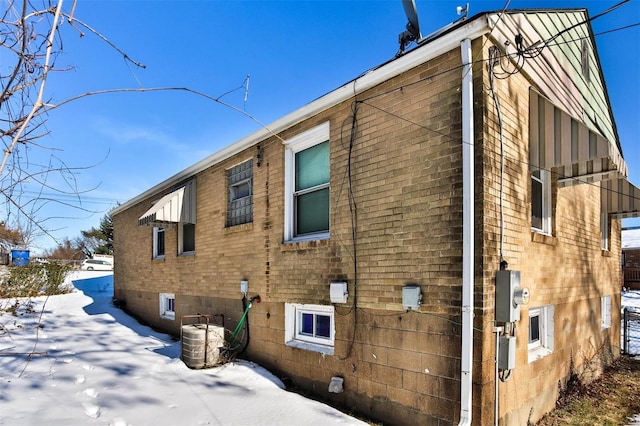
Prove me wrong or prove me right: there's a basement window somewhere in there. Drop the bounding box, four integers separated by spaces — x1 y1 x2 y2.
159 293 175 320
601 295 611 329
285 303 334 355
528 305 554 362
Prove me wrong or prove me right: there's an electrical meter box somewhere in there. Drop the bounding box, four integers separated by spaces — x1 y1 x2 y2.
495 270 522 323
498 335 516 371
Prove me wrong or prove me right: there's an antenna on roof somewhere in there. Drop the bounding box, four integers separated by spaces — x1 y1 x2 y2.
397 0 422 56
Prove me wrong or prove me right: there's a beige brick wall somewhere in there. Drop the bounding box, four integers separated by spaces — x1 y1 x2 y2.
476 39 623 425
114 45 469 425
113 37 622 425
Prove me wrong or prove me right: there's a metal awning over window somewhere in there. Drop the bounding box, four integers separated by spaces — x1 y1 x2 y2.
601 178 640 219
138 180 196 226
529 90 628 188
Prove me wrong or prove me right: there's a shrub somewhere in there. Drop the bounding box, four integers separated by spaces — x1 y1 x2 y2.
1 263 72 298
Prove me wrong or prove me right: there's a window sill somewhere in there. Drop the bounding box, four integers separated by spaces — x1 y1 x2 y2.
601 249 611 257
286 339 334 355
281 237 329 252
153 256 166 261
528 346 552 363
178 251 195 257
160 313 175 321
531 231 556 246
224 222 254 234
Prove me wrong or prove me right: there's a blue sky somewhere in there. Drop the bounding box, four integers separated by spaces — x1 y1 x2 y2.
19 0 640 251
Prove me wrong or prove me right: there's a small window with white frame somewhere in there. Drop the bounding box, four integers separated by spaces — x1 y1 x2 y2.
285 303 334 354
601 295 611 329
531 168 552 235
179 222 195 255
159 293 175 320
528 305 554 362
178 179 196 254
284 122 330 242
153 227 165 259
600 211 609 251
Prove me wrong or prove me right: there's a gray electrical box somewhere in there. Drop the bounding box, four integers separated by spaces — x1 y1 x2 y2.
495 270 522 323
402 285 422 310
498 335 516 371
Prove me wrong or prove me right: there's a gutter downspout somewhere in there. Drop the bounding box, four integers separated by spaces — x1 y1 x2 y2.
459 37 475 426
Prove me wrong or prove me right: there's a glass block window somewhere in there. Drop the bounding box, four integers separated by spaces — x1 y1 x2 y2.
227 160 253 227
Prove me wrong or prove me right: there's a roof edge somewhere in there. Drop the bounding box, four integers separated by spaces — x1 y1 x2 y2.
111 15 490 216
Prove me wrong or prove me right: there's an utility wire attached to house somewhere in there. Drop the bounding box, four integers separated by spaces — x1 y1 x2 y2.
337 99 360 361
358 97 640 205
489 46 508 271
519 0 631 59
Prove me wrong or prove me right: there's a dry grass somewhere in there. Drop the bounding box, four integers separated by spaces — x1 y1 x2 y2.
535 356 640 426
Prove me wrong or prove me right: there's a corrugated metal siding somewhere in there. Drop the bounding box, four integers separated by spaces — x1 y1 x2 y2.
489 10 618 150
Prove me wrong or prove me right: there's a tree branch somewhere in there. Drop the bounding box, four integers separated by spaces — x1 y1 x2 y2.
0 0 64 177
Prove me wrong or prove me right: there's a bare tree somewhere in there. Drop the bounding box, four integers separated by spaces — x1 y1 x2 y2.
43 237 83 260
0 220 24 251
1 1 283 250
0 0 144 246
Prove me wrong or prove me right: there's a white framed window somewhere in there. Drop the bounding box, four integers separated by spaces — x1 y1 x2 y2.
284 122 330 242
159 293 175 320
153 227 165 259
601 212 609 251
178 222 195 255
227 160 253 227
601 295 611 329
285 303 334 354
531 168 552 234
528 305 554 362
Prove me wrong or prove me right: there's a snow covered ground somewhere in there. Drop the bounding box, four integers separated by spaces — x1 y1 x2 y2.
623 289 640 311
622 289 640 357
0 274 366 426
622 227 640 249
3 273 637 426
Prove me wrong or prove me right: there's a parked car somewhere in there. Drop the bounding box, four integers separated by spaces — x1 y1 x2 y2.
80 259 112 271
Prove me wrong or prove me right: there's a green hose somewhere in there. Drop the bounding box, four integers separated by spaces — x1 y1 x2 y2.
227 295 260 351
229 301 253 344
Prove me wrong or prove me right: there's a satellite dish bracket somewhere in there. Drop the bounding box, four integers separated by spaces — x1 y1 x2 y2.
397 0 422 56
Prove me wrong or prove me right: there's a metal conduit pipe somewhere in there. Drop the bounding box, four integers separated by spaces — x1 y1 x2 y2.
459 37 475 426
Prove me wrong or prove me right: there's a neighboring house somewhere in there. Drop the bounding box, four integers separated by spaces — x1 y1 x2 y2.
622 227 640 290
111 9 639 425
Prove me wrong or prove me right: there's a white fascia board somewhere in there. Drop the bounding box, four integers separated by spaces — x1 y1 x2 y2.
111 16 490 216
